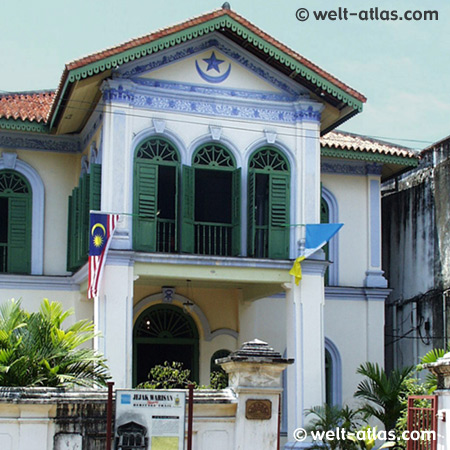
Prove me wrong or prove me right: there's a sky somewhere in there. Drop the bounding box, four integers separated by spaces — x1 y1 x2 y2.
2 0 449 150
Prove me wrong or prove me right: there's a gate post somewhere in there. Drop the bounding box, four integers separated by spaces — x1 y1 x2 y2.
424 352 450 449
217 339 293 450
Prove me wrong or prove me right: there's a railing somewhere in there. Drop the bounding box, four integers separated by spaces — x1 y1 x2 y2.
156 219 176 253
0 244 7 272
407 395 438 450
194 222 232 256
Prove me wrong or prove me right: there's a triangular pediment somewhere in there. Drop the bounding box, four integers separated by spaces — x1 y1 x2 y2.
116 36 306 101
49 8 365 135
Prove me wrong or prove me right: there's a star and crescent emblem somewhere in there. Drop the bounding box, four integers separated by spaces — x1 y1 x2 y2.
91 222 106 249
195 51 231 84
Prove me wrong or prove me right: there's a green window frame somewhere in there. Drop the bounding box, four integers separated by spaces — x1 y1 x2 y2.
0 170 32 274
181 143 241 257
67 163 102 272
133 304 199 386
133 137 180 253
248 147 290 260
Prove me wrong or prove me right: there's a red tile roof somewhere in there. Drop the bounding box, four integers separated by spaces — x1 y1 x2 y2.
321 131 419 159
0 91 55 123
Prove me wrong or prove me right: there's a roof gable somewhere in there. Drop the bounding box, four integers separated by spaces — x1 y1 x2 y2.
48 7 366 133
117 35 307 100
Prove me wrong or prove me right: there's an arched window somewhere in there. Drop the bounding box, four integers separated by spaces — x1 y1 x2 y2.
181 143 240 256
325 338 342 406
133 137 180 253
0 170 32 273
210 349 231 373
133 304 199 386
321 195 330 285
116 422 148 450
248 148 290 259
321 186 339 285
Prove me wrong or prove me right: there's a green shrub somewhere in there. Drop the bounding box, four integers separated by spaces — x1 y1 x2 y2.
137 361 196 389
0 298 109 387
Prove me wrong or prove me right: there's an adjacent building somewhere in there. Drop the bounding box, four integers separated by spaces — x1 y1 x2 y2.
383 136 449 373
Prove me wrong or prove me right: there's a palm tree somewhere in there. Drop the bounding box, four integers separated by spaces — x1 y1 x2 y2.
354 362 413 431
0 298 109 387
306 404 364 450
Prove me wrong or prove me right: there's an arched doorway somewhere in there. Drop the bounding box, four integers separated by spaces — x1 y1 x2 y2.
133 304 199 386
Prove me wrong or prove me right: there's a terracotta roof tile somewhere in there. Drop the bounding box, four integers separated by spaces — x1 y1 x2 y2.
0 91 55 123
321 131 419 159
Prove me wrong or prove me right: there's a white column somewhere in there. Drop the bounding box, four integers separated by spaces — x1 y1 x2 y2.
284 262 326 449
365 174 387 288
95 255 134 388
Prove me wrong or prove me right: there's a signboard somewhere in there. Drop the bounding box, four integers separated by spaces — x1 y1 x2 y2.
115 389 186 450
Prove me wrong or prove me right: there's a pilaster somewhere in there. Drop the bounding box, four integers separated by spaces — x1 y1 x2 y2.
95 255 134 388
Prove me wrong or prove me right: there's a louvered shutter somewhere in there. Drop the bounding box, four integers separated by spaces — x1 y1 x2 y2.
8 196 31 273
231 168 241 256
247 171 256 257
181 165 194 253
89 163 102 211
67 195 74 271
268 173 290 259
134 161 158 252
80 174 90 260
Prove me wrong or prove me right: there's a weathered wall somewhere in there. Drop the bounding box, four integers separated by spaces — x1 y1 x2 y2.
383 142 450 372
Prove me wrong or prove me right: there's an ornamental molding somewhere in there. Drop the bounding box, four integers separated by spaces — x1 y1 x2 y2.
321 159 383 176
0 131 80 153
102 84 322 124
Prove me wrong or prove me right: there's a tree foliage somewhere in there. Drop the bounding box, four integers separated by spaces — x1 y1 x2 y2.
0 298 109 388
354 362 413 431
137 361 196 389
306 404 365 450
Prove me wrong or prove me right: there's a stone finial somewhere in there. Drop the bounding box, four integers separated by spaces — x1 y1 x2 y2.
424 352 450 390
217 340 293 390
216 339 294 365
222 2 231 10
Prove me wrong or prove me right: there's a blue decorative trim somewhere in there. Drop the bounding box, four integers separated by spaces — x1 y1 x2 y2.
119 38 301 97
366 163 383 175
130 77 299 102
0 131 80 153
321 160 383 176
81 113 103 149
325 286 390 301
103 86 321 124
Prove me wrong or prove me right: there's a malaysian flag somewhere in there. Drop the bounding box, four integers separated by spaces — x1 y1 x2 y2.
88 213 119 299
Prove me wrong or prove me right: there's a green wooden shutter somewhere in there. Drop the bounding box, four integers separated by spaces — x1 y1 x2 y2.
231 167 241 256
89 163 102 211
80 174 90 260
134 161 158 252
72 186 80 265
8 197 31 274
67 195 74 271
181 165 194 253
268 173 290 259
247 171 256 257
